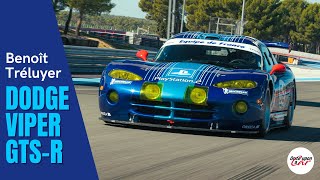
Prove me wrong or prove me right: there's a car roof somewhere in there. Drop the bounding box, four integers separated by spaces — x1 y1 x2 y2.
171 32 263 48
263 41 289 49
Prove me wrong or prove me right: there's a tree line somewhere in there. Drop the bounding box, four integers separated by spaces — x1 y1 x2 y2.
139 0 320 54
53 0 320 54
56 11 158 34
53 0 115 36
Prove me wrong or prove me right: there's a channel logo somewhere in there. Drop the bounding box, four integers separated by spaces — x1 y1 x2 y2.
287 147 314 175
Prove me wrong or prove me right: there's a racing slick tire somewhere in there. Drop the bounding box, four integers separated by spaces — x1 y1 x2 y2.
258 89 271 137
284 87 296 129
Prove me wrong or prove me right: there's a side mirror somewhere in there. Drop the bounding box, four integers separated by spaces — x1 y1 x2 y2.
270 64 286 75
136 50 148 61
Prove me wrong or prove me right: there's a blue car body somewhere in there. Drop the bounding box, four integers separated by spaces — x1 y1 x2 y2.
99 32 296 136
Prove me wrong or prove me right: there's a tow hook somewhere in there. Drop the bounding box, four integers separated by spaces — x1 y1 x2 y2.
129 114 135 123
210 122 219 130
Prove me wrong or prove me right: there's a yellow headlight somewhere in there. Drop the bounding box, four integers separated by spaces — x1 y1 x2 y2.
189 87 207 105
109 91 119 103
214 80 257 89
141 83 162 100
234 101 248 114
108 69 142 81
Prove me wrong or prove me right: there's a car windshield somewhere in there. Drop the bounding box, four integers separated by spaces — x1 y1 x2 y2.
155 45 262 70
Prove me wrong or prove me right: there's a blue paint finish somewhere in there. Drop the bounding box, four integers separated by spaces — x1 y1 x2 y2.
159 62 204 102
95 33 304 133
72 75 320 87
98 59 273 127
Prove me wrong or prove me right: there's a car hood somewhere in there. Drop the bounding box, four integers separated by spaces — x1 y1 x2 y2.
106 60 268 87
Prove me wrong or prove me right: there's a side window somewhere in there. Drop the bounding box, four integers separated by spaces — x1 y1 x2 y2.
263 52 271 65
260 45 273 72
267 49 278 65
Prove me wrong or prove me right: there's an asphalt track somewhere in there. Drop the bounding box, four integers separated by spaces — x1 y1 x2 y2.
76 82 320 180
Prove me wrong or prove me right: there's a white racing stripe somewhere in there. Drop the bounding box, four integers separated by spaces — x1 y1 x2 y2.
145 63 163 81
191 64 206 79
155 62 174 80
194 65 209 82
209 67 222 86
149 62 168 81
197 65 212 83
201 65 217 85
144 63 160 80
204 66 219 85
163 38 262 56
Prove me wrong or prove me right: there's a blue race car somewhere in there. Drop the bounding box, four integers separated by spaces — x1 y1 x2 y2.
99 32 296 137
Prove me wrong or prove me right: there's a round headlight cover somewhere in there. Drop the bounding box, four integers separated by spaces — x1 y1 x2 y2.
108 69 142 81
141 83 162 100
189 87 207 105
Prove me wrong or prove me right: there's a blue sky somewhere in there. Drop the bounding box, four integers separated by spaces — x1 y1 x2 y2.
110 0 146 18
109 0 319 19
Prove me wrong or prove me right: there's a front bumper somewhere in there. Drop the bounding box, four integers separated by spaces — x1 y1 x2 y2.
100 116 260 134
99 80 266 133
99 93 264 133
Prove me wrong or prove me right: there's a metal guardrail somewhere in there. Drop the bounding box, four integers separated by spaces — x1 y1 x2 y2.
269 47 320 61
65 45 320 75
65 45 157 74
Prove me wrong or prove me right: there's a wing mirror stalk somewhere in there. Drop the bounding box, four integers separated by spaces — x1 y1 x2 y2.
136 50 148 61
270 64 286 75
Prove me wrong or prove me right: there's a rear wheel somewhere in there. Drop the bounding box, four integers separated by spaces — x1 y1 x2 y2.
284 87 296 129
258 89 271 137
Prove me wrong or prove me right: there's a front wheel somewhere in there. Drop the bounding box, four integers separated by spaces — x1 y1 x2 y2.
284 87 296 129
258 89 271 137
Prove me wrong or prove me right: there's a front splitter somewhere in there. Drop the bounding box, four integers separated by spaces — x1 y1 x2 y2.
100 117 260 134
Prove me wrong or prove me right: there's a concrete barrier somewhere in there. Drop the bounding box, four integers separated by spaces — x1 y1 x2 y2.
65 45 157 74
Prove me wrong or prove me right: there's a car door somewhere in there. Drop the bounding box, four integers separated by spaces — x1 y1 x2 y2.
261 45 291 112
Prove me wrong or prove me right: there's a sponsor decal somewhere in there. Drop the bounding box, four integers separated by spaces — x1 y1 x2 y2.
154 77 200 83
179 40 205 44
164 38 262 56
223 88 248 96
168 68 196 77
101 112 111 117
215 42 245 49
287 147 314 175
242 125 260 129
270 111 287 121
110 78 132 85
278 80 286 108
178 40 245 48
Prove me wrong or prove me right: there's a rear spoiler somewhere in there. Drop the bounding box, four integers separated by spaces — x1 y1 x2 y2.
263 41 289 49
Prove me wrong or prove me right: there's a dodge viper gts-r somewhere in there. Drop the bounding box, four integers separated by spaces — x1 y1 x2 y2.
99 32 296 137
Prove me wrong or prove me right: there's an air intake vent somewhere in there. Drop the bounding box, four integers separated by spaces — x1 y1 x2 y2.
205 36 219 40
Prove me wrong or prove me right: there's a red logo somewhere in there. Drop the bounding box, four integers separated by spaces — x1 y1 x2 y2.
290 155 312 166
